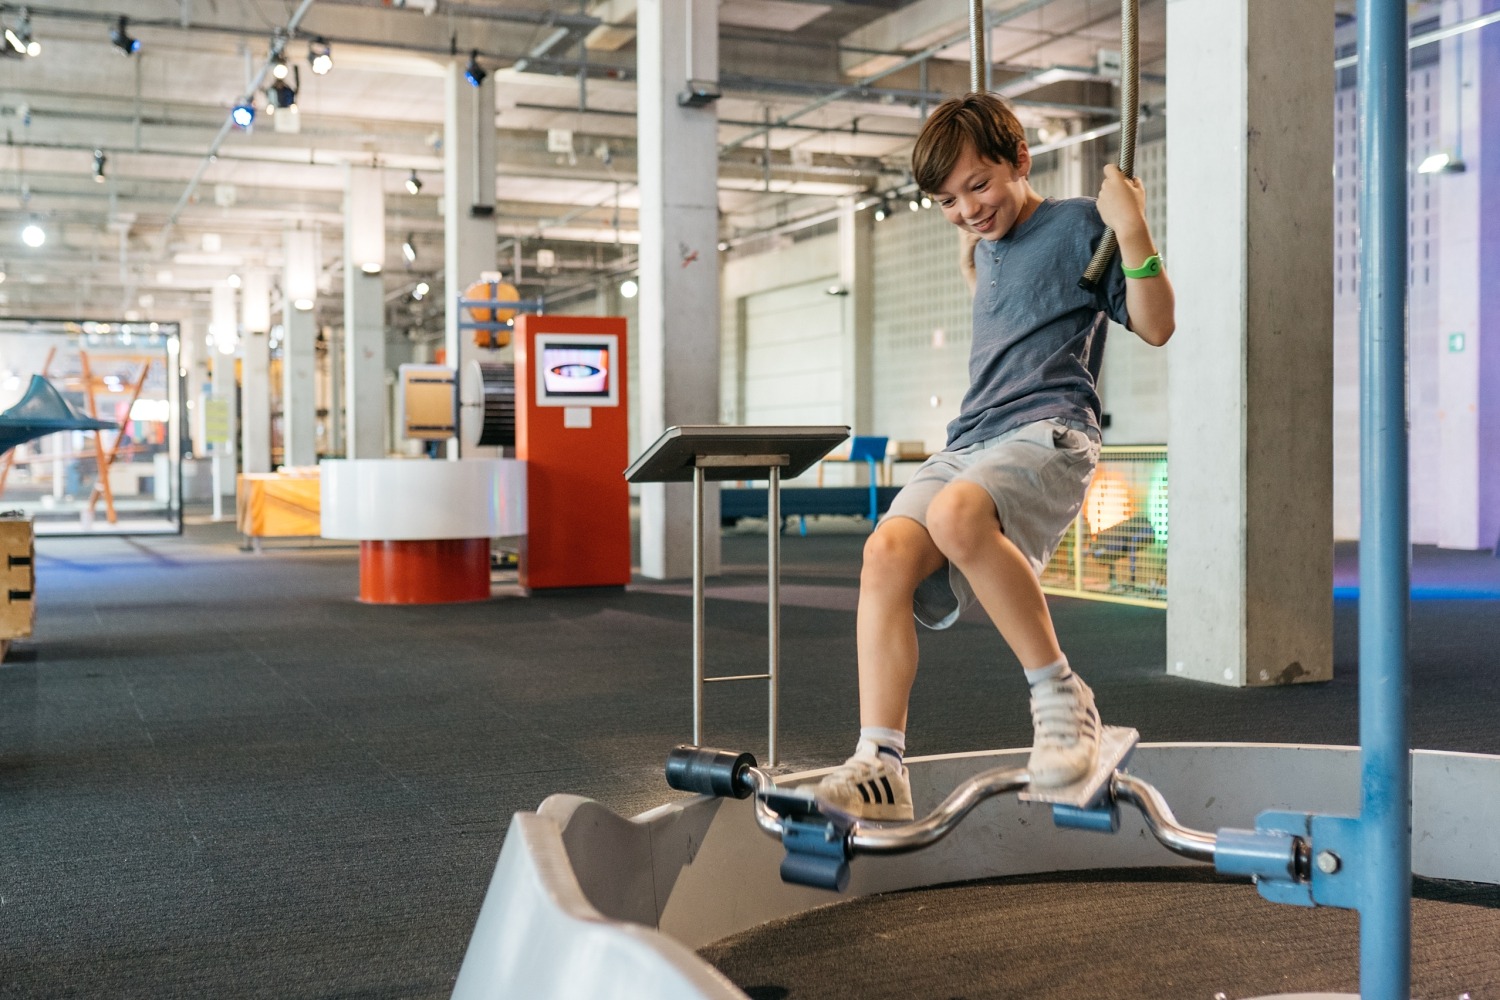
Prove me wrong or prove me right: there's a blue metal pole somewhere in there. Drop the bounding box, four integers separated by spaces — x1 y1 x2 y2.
1356 1 1411 997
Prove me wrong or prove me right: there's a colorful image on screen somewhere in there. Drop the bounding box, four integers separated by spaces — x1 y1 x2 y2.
542 345 611 397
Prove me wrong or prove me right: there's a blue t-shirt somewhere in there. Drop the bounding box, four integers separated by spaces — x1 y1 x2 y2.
945 197 1131 451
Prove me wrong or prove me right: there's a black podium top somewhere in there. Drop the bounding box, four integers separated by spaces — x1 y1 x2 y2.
625 424 850 483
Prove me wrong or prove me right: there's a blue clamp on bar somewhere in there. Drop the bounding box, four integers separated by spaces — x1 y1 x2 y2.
1220 811 1315 907
1052 801 1120 834
763 791 854 892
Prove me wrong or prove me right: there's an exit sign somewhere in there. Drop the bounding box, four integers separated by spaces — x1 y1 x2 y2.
1448 332 1466 353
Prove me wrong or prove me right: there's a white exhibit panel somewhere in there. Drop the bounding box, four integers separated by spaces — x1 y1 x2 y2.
320 459 525 540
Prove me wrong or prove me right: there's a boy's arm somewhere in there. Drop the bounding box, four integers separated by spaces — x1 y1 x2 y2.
959 228 980 296
1097 164 1175 347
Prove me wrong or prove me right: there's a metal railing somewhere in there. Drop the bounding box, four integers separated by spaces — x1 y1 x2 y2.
1041 445 1167 608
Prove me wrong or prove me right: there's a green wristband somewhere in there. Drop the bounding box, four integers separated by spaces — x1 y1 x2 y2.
1121 254 1163 279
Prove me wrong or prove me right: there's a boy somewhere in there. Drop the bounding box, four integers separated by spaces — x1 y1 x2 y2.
814 93 1175 821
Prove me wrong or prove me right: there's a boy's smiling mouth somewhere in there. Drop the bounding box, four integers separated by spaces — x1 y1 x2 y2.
968 212 997 234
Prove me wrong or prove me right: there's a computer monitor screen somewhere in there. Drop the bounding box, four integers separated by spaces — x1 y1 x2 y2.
541 344 611 398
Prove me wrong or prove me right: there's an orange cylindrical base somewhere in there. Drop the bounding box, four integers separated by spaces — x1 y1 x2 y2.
358 538 492 604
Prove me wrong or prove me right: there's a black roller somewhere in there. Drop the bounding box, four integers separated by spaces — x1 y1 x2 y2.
471 362 516 448
779 852 850 892
664 745 757 799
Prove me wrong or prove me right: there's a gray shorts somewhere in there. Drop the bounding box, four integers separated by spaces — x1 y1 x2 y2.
883 418 1100 630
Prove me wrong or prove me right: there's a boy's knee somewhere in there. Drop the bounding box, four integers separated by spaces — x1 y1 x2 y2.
861 521 929 587
926 484 1000 564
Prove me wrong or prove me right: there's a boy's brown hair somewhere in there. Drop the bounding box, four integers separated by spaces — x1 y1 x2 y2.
912 92 1027 195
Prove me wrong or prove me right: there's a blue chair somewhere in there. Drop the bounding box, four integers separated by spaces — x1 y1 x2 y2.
847 436 889 525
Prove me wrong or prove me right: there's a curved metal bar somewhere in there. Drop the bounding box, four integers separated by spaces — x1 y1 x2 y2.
1112 773 1217 863
850 766 1029 853
744 767 789 838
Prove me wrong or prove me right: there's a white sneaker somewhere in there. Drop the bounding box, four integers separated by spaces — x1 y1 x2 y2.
812 738 914 821
1027 673 1102 788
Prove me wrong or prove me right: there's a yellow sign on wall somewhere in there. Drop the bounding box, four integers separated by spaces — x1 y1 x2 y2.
203 398 231 444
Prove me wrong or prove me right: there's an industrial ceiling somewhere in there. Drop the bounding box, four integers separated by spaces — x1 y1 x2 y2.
0 0 1171 327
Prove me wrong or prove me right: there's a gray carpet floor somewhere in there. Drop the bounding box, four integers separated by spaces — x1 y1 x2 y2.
1 516 1497 998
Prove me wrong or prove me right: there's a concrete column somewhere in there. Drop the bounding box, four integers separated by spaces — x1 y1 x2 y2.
240 270 272 474
344 164 387 459
281 308 317 467
209 284 239 515
281 228 319 467
637 0 722 580
1165 0 1333 686
837 197 874 435
444 60 498 458
180 318 206 459
1436 1 1500 550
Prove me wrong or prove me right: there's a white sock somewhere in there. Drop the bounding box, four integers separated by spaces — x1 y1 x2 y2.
860 726 906 764
1025 657 1073 688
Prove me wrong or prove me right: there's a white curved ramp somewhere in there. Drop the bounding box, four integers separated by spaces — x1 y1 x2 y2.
452 744 1500 1000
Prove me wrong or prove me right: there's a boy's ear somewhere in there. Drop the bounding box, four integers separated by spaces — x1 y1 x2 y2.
1015 141 1033 177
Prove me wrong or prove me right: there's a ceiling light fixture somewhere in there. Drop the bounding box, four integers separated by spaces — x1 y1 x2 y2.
404 170 422 196
465 49 487 88
230 100 256 130
270 50 289 80
921 195 932 209
21 221 45 247
412 281 430 301
1417 151 1465 175
92 149 106 183
401 234 417 263
873 201 890 222
109 15 140 56
308 38 332 76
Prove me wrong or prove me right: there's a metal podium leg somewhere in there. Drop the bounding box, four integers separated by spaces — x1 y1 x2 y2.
693 467 705 747
768 465 780 766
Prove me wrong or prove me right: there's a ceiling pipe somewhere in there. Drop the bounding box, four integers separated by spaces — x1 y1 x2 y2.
720 0 1064 154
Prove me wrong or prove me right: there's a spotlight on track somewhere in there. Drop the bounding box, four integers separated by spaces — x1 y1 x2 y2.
231 100 256 130
402 234 417 264
873 201 890 222
619 278 638 299
109 16 140 56
268 67 297 110
464 49 486 88
21 221 45 248
4 13 38 58
405 170 422 196
411 281 430 301
308 38 332 75
269 77 297 110
921 194 932 209
92 149 106 183
908 195 920 212
270 50 289 80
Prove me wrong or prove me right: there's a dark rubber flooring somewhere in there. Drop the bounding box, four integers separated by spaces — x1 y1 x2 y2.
701 869 1500 1000
1 514 1497 998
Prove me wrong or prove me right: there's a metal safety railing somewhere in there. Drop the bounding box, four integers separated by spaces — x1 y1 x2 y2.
1041 445 1167 608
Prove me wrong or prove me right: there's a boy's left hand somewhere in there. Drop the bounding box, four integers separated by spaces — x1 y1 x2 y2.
1096 163 1148 240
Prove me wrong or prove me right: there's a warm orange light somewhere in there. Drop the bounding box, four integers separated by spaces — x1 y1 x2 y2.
1084 469 1132 534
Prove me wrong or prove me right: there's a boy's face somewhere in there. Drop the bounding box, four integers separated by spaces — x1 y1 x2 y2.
931 140 1033 241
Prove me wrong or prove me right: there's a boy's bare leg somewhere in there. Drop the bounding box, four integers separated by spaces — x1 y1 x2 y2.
923 482 1061 668
855 516 947 731
925 481 1101 788
810 516 945 822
